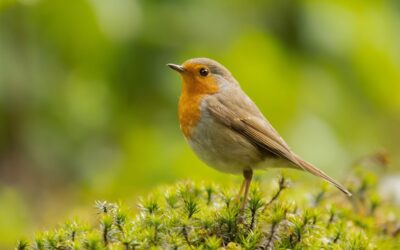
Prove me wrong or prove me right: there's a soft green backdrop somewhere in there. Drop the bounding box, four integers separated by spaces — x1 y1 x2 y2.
0 0 399 247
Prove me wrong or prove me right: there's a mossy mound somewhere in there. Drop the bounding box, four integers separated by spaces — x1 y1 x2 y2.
17 168 400 249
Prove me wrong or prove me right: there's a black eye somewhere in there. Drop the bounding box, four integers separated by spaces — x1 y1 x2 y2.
199 68 209 77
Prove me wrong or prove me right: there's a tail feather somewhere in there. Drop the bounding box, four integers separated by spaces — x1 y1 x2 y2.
294 156 352 197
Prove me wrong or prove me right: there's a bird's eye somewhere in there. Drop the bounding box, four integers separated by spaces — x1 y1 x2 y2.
199 68 209 77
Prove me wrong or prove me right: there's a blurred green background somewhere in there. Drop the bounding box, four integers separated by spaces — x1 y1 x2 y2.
0 0 399 247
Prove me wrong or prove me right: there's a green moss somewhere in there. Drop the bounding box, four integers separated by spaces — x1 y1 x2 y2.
18 169 400 249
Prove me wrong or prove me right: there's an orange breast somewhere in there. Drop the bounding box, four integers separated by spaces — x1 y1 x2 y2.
178 76 219 137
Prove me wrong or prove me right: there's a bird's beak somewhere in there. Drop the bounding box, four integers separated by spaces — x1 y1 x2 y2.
167 63 185 73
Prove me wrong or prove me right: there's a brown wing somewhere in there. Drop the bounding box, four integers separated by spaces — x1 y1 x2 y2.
206 95 299 165
206 89 351 196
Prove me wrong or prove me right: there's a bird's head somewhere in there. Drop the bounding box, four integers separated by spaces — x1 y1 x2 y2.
167 58 236 95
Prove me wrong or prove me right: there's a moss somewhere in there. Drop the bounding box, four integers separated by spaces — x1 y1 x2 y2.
18 168 400 249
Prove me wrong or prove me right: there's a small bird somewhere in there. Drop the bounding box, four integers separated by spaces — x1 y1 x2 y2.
167 58 351 208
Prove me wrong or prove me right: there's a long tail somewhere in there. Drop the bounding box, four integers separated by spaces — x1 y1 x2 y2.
294 156 352 196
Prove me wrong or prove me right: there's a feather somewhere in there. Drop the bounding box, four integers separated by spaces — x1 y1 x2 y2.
206 89 351 196
295 156 352 196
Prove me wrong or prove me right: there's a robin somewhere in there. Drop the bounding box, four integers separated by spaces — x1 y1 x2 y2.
167 58 351 209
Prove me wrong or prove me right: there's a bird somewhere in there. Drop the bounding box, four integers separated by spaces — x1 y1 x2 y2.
167 58 351 209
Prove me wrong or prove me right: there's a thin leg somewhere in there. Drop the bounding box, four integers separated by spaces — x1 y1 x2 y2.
236 178 246 201
241 169 253 210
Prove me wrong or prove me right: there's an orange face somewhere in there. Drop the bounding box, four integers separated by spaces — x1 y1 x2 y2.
178 61 219 95
168 61 219 137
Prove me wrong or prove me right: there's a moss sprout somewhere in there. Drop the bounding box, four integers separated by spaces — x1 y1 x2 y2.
17 169 400 249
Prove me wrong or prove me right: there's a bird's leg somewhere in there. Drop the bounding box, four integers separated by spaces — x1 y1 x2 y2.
236 178 246 201
241 169 253 211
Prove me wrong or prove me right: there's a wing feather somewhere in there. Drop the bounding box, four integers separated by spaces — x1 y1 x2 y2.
206 96 299 165
206 92 351 196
